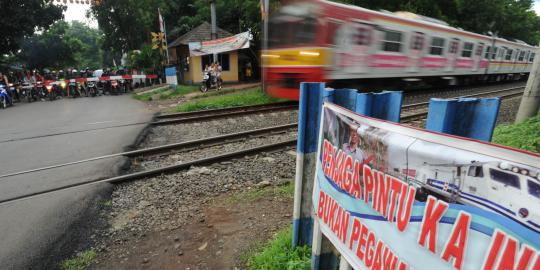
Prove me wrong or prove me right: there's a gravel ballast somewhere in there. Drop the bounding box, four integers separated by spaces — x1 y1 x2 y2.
140 110 298 148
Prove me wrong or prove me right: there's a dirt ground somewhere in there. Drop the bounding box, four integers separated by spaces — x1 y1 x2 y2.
90 185 293 270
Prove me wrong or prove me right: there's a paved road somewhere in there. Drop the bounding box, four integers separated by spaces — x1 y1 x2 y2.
0 95 153 269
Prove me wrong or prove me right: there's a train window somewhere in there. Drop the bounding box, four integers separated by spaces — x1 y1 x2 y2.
530 52 535 62
461 42 474 58
381 30 402 52
528 180 540 199
518 51 525 61
429 37 445 55
326 20 342 45
356 26 372 46
505 49 513 60
485 46 491 59
448 39 459 54
489 169 520 189
491 47 498 59
468 166 483 177
410 32 424 50
476 43 484 56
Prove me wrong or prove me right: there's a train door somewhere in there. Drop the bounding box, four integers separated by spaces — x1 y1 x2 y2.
463 165 489 199
512 49 519 72
445 38 459 72
407 32 425 72
473 42 484 71
493 47 501 72
349 22 373 74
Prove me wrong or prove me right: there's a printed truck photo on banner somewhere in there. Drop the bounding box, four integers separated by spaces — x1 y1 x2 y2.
313 103 540 270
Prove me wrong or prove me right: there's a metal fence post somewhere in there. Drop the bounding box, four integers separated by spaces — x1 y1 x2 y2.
426 97 500 141
293 82 333 249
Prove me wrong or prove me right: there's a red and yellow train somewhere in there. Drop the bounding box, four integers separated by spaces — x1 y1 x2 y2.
262 0 537 100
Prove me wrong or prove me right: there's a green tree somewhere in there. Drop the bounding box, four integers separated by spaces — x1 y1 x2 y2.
19 21 103 69
0 0 64 55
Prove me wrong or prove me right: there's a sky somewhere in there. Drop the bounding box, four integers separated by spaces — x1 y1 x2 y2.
534 0 540 15
63 3 98 28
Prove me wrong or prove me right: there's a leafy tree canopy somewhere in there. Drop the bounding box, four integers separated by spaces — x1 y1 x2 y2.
0 0 64 55
19 21 104 70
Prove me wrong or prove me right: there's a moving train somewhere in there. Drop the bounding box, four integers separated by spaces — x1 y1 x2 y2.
262 0 538 100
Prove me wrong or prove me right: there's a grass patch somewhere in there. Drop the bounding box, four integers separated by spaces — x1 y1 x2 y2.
492 114 540 153
98 199 112 207
133 85 198 101
229 181 294 203
246 226 311 270
60 249 97 270
168 87 285 112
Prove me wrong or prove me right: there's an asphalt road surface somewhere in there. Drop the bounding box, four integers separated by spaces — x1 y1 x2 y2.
0 95 153 269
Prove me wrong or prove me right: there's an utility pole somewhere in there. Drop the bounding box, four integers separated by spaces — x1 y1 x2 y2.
210 0 218 63
515 45 540 123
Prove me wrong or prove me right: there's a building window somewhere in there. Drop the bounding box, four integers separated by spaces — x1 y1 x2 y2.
505 48 513 60
201 53 230 71
461 42 473 58
429 37 445 56
381 30 402 52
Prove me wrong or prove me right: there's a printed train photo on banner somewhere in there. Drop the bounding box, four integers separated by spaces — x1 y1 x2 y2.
313 103 540 270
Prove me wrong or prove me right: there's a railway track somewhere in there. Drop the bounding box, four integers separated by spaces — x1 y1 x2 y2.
151 101 298 126
0 123 298 204
0 84 525 204
401 86 525 125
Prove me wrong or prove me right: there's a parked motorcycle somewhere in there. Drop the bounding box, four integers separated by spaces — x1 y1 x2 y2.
35 81 48 100
87 81 98 97
118 79 130 93
45 84 57 101
19 82 37 102
110 80 120 95
0 84 13 109
68 81 81 98
200 71 222 92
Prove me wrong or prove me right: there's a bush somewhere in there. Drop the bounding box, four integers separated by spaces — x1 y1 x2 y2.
492 114 540 153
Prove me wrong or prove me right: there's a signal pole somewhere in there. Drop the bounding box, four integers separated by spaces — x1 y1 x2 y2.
515 45 540 123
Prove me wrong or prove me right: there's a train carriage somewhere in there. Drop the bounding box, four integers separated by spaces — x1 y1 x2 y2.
263 0 537 100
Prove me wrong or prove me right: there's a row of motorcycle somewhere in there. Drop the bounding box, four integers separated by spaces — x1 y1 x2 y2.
0 78 153 109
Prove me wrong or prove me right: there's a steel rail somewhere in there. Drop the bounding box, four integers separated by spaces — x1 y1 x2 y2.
0 139 297 205
402 86 525 110
156 101 298 119
152 105 298 126
0 123 298 179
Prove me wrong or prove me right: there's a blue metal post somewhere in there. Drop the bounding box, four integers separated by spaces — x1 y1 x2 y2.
355 91 403 122
293 82 332 249
426 97 500 141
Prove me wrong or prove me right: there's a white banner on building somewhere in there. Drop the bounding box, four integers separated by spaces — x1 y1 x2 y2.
188 31 252 56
